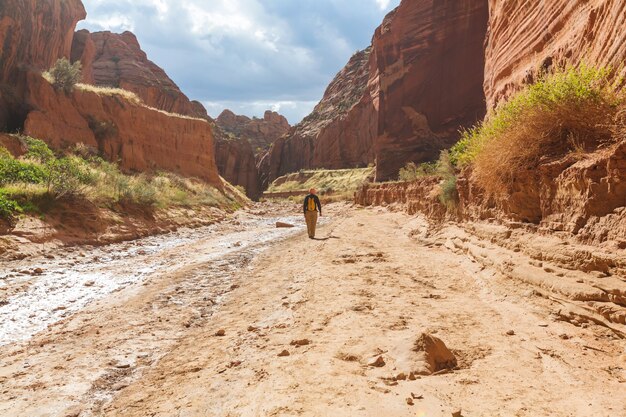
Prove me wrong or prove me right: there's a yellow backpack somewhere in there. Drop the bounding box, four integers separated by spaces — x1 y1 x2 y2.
307 196 317 211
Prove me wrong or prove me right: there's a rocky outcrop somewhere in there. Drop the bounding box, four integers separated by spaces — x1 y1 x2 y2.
259 48 376 187
71 30 207 119
371 0 489 181
216 109 290 154
23 73 222 187
484 0 626 109
357 138 626 245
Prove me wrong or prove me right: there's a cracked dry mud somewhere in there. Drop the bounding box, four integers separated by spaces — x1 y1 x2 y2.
0 203 625 417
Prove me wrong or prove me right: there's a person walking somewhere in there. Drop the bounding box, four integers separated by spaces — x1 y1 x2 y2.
303 188 322 239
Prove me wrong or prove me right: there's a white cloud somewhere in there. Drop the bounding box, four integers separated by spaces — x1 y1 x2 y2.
79 0 400 124
375 0 391 10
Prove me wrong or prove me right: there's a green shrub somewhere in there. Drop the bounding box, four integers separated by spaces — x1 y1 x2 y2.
22 136 55 162
439 176 459 210
449 64 623 196
0 192 21 223
45 156 96 199
47 58 82 93
0 155 47 185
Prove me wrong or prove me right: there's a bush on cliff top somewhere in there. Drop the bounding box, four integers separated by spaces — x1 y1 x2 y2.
45 58 82 93
450 64 624 196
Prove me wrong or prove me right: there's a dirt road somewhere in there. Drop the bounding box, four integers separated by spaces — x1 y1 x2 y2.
1 203 624 416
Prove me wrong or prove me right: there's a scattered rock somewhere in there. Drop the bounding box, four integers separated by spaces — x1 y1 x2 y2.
369 356 386 367
413 333 457 375
506 330 515 336
227 360 242 368
84 280 95 287
112 382 129 391
276 222 295 228
215 329 226 337
64 407 82 417
559 334 570 340
406 397 414 406
396 372 407 381
290 339 311 347
33 268 44 275
247 326 258 332
44 254 55 260
278 350 290 357
452 409 463 417
411 392 424 400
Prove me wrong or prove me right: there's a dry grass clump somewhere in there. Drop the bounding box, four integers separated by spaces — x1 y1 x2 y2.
268 167 374 199
75 84 144 105
450 64 624 197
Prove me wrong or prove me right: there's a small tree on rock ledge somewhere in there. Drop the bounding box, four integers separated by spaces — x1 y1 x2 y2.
48 58 82 93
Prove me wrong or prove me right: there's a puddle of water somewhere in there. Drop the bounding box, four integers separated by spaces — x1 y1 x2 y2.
0 214 323 346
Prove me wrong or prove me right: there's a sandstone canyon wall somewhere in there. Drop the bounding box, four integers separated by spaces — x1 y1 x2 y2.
261 0 490 185
24 73 222 187
71 29 208 119
371 0 489 181
484 0 626 108
259 48 376 187
0 0 86 131
357 0 626 245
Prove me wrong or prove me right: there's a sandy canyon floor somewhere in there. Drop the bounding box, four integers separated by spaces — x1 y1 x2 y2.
0 202 624 417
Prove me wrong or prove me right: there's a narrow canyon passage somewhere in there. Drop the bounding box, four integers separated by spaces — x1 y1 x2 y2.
1 204 624 417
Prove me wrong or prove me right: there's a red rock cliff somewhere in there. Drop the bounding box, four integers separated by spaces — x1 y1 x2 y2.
0 0 86 131
71 28 263 198
372 0 489 181
72 29 207 118
484 0 626 108
0 0 85 84
23 73 222 187
261 0 489 186
259 48 376 187
216 109 290 154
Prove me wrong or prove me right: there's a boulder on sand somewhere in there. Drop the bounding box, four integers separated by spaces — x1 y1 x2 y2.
413 333 457 375
276 222 295 228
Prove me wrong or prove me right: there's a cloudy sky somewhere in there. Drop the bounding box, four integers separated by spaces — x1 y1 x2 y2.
77 0 400 124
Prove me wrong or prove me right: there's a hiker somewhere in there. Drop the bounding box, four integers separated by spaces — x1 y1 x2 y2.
303 188 322 239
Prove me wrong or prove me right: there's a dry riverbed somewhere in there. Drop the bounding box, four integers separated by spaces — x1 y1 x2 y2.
0 203 624 416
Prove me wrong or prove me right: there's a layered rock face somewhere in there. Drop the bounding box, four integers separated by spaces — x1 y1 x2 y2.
484 0 626 108
0 0 86 131
0 0 85 84
372 0 489 181
24 73 222 187
217 109 290 154
259 48 376 187
71 30 207 118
